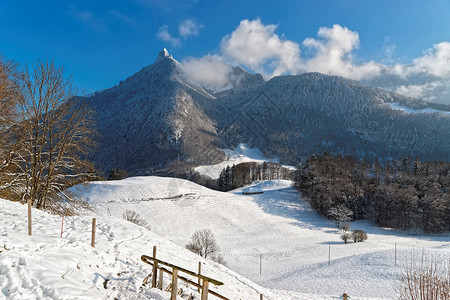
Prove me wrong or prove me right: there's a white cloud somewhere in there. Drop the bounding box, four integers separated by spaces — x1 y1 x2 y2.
157 25 181 47
179 19 450 104
407 42 450 77
110 10 138 27
181 56 233 91
301 24 381 80
69 4 105 32
382 37 397 64
394 81 447 102
178 19 203 39
220 19 301 77
395 84 433 99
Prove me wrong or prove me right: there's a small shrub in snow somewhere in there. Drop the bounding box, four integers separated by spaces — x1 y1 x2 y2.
123 210 148 228
351 230 367 243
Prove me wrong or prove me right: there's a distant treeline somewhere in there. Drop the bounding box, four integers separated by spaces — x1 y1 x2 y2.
293 154 450 233
218 162 293 191
155 161 293 192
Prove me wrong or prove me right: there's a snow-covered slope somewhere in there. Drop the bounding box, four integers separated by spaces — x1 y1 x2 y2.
194 143 294 179
75 176 450 299
0 197 313 300
2 176 449 299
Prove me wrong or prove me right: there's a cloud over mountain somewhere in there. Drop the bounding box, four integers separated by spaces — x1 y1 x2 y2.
181 19 450 104
300 24 381 80
181 55 233 89
220 19 301 76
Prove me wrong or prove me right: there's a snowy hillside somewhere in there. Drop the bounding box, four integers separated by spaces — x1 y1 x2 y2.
75 176 450 299
0 197 317 300
194 143 294 179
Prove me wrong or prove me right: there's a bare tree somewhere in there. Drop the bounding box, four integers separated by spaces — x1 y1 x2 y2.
185 229 225 264
328 204 354 228
0 57 96 215
0 57 19 170
340 222 351 244
0 57 19 127
340 232 352 244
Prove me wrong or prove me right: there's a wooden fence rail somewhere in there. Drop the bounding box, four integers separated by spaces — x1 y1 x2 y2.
141 249 230 300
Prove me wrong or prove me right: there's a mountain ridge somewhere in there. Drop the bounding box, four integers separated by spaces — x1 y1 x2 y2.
87 50 450 175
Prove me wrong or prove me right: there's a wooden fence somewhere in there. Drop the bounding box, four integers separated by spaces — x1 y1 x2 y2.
141 246 229 300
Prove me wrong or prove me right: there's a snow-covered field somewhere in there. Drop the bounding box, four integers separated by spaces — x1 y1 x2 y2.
1 176 449 300
194 143 294 179
0 195 300 300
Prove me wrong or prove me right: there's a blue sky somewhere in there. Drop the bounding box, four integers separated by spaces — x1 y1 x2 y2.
1 0 450 94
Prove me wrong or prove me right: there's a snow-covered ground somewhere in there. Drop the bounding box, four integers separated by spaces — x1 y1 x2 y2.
388 102 450 115
1 176 449 299
0 195 308 300
79 176 449 299
194 143 295 179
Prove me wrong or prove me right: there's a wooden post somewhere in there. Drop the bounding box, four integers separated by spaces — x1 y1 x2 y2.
152 246 158 288
328 245 331 266
91 218 96 247
260 294 263 300
394 243 397 266
27 199 32 236
201 279 209 300
158 268 164 290
260 254 262 274
198 262 202 292
171 268 178 300
61 216 64 238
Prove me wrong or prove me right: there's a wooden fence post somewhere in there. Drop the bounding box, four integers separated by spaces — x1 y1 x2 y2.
395 243 397 266
198 262 202 292
260 294 263 300
91 218 96 247
171 268 178 300
260 254 262 274
60 216 64 238
328 245 331 266
158 268 163 290
152 246 158 288
201 280 209 300
28 199 32 236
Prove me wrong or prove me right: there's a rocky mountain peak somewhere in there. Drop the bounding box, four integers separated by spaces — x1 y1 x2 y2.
155 48 172 62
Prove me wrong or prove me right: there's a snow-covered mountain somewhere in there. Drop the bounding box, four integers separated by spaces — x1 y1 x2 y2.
88 50 225 174
87 50 450 175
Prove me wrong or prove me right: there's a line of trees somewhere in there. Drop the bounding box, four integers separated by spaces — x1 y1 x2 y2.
294 154 450 233
218 162 293 191
0 56 97 215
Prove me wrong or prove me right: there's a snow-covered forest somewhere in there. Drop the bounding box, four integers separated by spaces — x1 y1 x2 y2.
294 154 450 233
